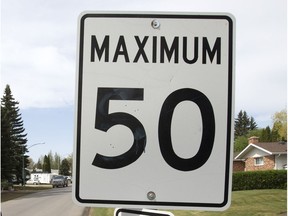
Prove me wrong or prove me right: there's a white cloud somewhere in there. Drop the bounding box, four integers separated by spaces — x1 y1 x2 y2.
1 0 287 127
2 42 75 108
1 0 77 108
233 2 287 127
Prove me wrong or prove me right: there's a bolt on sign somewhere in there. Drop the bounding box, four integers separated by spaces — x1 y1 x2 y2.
73 11 235 211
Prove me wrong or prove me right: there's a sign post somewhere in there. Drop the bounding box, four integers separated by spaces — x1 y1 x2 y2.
73 12 235 211
114 208 174 216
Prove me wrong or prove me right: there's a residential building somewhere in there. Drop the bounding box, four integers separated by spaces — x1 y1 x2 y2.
233 136 287 171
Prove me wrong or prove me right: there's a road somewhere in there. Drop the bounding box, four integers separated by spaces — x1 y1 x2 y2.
1 186 88 216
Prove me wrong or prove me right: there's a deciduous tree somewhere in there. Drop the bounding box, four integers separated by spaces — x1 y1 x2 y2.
272 109 287 141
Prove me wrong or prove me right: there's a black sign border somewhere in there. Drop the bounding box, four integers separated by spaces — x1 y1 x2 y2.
115 208 172 216
75 12 234 209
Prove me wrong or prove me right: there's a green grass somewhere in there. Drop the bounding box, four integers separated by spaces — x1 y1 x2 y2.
89 189 287 216
90 208 115 215
14 184 53 190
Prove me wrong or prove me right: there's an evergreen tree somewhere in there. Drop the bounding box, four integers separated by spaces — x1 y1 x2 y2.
42 155 51 173
249 117 257 130
235 110 257 138
261 123 282 142
242 111 250 132
59 158 71 176
48 150 55 170
27 158 35 170
36 157 43 169
1 108 14 181
261 126 271 142
1 85 28 183
235 110 244 137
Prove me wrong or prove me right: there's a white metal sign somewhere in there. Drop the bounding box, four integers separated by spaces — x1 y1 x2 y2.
73 12 235 211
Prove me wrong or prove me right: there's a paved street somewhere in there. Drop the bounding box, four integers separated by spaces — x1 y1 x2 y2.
1 186 87 216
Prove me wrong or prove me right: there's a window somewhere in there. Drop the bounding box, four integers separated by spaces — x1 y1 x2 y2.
254 157 264 166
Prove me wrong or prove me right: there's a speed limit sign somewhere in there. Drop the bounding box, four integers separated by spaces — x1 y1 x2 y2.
73 12 235 211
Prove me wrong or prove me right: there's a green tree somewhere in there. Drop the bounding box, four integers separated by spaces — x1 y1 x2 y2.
66 154 73 176
27 158 35 170
53 152 61 170
235 110 247 137
1 85 28 183
1 107 14 181
234 136 248 152
271 125 280 141
36 157 43 169
261 126 271 142
235 110 258 138
42 155 51 173
59 158 70 176
48 150 55 170
272 109 287 141
249 116 257 130
234 129 262 152
38 152 61 170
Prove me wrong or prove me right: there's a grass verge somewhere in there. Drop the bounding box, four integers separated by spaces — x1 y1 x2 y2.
89 189 287 216
1 184 52 202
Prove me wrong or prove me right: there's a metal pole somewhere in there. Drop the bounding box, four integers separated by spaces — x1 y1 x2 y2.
22 142 45 187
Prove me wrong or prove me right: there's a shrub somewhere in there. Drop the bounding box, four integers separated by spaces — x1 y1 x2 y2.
232 170 287 191
1 181 13 190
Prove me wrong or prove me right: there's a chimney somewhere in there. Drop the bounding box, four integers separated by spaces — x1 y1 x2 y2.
248 136 259 144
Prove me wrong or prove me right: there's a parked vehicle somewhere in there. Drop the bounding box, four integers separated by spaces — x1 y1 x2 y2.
65 176 72 184
26 178 40 185
51 175 68 188
30 173 54 184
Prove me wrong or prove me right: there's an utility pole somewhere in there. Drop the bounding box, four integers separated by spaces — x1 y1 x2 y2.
22 142 45 187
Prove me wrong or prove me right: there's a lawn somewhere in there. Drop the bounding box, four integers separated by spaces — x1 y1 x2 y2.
89 189 287 216
1 185 52 202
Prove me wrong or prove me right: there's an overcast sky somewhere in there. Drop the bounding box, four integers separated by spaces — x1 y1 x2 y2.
1 0 287 162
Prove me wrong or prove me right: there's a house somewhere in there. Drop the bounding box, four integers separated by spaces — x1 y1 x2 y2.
233 136 287 172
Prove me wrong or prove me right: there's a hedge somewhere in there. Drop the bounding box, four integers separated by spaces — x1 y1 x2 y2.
232 170 287 191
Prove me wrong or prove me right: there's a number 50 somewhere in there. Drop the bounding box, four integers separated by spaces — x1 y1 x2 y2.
92 88 215 171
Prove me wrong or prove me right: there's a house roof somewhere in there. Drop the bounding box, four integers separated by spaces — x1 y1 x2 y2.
256 142 287 153
235 141 287 160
